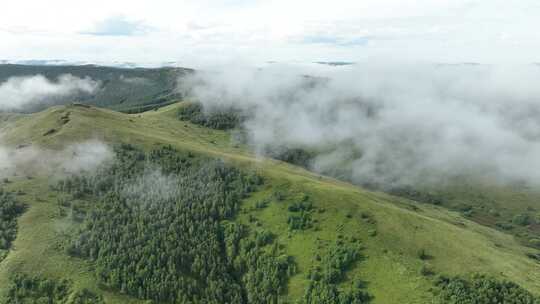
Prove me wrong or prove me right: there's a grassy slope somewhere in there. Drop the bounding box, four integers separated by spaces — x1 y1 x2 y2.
0 103 539 303
415 180 540 247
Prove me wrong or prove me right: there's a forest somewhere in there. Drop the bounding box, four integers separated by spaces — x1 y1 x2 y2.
176 103 317 169
175 101 540 254
177 102 245 130
436 274 540 304
7 274 104 304
55 144 296 303
0 187 25 261
300 241 370 304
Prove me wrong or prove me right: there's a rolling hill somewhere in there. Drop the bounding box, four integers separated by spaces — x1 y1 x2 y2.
0 102 539 303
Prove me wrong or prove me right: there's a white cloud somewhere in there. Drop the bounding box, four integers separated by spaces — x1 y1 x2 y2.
0 0 539 64
0 140 114 179
0 74 100 111
81 15 153 36
183 63 540 187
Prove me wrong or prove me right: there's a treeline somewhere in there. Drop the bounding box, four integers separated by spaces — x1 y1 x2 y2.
122 99 180 114
287 199 314 231
436 274 540 304
177 102 245 130
268 147 315 169
301 241 371 304
388 187 445 206
7 274 104 304
0 188 25 255
56 144 295 303
177 102 319 169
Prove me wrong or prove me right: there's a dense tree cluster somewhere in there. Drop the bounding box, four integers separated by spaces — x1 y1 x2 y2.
177 102 245 130
436 275 540 304
57 144 295 303
512 213 532 226
269 147 315 169
287 199 314 231
222 223 296 303
7 274 104 304
301 242 371 304
288 212 313 231
123 99 179 114
0 189 25 252
388 187 444 206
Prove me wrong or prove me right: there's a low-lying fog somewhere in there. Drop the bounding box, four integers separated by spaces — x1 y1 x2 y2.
181 62 540 188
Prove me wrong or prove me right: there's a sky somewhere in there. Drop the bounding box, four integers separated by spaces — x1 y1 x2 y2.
0 0 539 66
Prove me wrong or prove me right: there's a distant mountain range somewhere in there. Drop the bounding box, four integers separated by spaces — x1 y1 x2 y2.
0 64 193 113
0 59 188 69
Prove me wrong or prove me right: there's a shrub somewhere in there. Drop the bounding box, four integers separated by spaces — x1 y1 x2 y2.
512 213 531 226
177 102 245 130
270 147 315 168
255 199 269 209
488 209 500 217
420 265 434 276
288 212 313 230
288 201 313 212
529 238 540 248
300 242 371 303
436 274 540 304
6 274 104 304
417 249 431 260
496 222 513 230
273 190 286 201
0 189 25 253
388 187 444 205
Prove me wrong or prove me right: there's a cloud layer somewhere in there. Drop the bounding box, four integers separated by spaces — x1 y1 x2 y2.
81 15 152 36
183 63 540 187
0 140 114 179
1 0 539 64
0 74 100 111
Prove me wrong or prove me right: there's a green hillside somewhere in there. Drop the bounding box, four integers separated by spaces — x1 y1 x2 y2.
175 101 540 254
0 103 539 303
